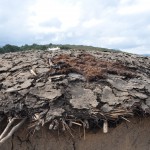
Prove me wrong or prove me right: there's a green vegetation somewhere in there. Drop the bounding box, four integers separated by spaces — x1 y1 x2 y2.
0 43 121 54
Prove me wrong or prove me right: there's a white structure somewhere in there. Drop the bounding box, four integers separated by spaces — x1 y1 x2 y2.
47 47 60 51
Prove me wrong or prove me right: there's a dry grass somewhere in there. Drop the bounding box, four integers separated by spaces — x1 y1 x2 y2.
52 53 134 81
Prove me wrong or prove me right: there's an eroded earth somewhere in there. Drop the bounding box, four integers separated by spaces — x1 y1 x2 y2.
0 49 149 126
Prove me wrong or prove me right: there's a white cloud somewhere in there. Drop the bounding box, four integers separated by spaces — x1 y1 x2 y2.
28 0 81 33
118 0 150 15
0 0 150 54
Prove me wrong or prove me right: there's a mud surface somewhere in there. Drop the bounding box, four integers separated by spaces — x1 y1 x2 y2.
0 49 150 128
0 117 150 150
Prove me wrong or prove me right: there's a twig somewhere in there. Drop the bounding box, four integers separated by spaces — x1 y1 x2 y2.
0 118 27 145
121 116 130 122
30 69 37 76
0 118 16 140
48 58 54 67
71 122 82 126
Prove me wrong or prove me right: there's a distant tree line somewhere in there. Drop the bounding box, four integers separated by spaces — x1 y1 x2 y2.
0 43 51 54
0 43 72 54
0 43 119 54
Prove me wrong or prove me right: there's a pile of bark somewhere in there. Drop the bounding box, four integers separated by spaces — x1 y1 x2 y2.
0 49 149 143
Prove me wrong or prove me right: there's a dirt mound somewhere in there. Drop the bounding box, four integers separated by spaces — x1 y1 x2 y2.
0 49 149 147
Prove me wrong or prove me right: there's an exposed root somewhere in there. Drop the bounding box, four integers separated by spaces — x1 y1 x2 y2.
0 117 27 146
71 122 82 126
121 116 130 122
0 118 16 140
61 119 74 138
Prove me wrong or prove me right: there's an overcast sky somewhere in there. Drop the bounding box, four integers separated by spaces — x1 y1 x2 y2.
0 0 150 54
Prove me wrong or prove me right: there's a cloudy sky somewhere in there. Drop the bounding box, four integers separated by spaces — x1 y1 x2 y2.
0 0 150 54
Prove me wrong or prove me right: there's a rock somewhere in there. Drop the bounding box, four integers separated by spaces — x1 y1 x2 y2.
0 60 12 72
101 86 118 105
145 84 150 93
101 104 113 112
145 98 150 106
10 63 31 71
107 79 129 91
113 89 129 97
68 73 86 81
6 79 33 92
141 103 150 113
29 84 62 100
35 67 50 74
70 86 98 109
93 86 102 93
129 90 148 99
0 49 149 122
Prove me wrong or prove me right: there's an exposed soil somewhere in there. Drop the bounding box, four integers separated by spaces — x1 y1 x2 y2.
0 117 150 150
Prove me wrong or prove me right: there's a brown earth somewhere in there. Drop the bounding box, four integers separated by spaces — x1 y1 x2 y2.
0 117 150 150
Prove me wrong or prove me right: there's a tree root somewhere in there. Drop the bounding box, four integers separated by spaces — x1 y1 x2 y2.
0 118 16 140
0 117 27 145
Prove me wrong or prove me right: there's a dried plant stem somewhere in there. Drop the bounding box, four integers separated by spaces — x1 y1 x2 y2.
0 118 27 145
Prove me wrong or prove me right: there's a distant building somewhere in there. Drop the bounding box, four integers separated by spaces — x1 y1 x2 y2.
47 47 60 51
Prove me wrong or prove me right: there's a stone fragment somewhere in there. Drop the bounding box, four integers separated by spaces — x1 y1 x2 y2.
124 98 140 108
0 61 12 72
128 78 146 89
141 103 150 113
94 87 102 94
0 73 10 81
35 82 45 87
10 63 31 71
101 86 128 105
145 98 150 106
30 84 62 100
101 86 118 105
15 72 32 83
6 79 33 92
101 104 113 112
35 67 50 74
113 89 129 97
129 90 148 99
107 79 129 91
70 86 98 109
68 73 86 81
145 84 150 93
